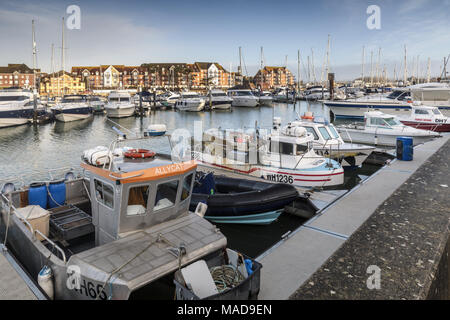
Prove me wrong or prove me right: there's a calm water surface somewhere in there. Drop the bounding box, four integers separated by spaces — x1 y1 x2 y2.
0 101 377 258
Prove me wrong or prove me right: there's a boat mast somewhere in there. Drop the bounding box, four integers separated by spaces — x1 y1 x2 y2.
361 46 365 86
61 17 65 96
297 49 301 92
260 46 264 89
370 50 373 86
416 55 420 84
376 47 381 86
307 56 311 84
32 19 37 89
311 49 317 84
404 45 407 85
325 34 330 84
426 57 431 83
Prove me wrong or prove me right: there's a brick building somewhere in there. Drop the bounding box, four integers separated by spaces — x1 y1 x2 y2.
253 66 295 90
0 64 39 89
39 71 86 96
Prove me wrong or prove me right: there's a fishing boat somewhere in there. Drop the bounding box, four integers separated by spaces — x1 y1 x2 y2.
105 91 135 118
189 172 299 225
336 111 441 147
0 133 261 300
227 89 259 107
192 123 344 188
0 88 49 128
398 105 450 132
51 95 93 122
175 92 205 112
206 89 233 110
283 114 376 168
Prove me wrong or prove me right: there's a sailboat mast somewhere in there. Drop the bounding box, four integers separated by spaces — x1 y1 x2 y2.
361 46 365 86
32 20 37 89
404 45 407 85
427 58 431 83
61 17 65 96
260 46 264 89
370 51 373 86
325 34 330 81
297 49 301 92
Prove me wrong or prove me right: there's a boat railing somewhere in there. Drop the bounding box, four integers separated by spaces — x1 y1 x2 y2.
0 193 67 264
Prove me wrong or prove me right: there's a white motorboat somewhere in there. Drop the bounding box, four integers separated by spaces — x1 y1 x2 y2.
283 114 375 168
51 95 93 122
105 91 135 118
0 88 48 128
161 92 180 108
192 124 344 188
257 91 274 107
409 82 450 116
304 86 330 101
88 96 106 114
205 89 232 110
273 88 295 102
175 91 205 112
398 104 450 132
227 89 259 107
336 111 441 147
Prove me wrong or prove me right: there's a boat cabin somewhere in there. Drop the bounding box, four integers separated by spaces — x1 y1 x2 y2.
409 105 447 122
108 91 131 103
363 111 402 128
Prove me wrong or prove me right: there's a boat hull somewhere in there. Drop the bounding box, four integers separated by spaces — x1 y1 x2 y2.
231 98 258 108
204 210 282 225
399 120 450 132
338 129 438 147
197 160 344 188
0 117 30 128
105 106 135 118
313 144 375 168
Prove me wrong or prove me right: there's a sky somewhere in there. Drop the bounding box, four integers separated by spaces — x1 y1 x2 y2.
0 0 449 80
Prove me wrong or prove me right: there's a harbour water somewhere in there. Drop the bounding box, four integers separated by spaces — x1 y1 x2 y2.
0 101 380 258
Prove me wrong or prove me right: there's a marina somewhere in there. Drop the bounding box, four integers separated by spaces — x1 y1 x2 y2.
0 0 449 305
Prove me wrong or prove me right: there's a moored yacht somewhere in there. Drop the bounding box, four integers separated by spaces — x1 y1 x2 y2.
175 91 205 112
51 95 93 122
398 105 450 132
0 88 49 128
227 89 259 107
105 91 135 118
256 91 274 107
336 111 441 147
88 95 106 114
206 89 233 110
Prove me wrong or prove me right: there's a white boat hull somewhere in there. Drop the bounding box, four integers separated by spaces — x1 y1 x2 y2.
105 106 135 118
55 112 92 122
0 117 29 128
338 129 438 147
211 103 232 110
176 101 205 112
313 144 375 167
231 98 258 108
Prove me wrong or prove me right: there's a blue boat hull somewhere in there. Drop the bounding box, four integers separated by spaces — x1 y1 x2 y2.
204 210 283 225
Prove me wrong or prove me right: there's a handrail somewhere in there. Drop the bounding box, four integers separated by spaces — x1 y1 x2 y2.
1 193 67 264
108 172 144 180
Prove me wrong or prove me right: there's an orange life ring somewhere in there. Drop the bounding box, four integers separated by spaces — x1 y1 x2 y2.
301 115 314 120
124 149 156 159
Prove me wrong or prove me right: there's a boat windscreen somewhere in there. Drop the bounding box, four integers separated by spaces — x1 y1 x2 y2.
432 109 441 115
318 127 332 140
384 117 401 126
328 126 340 139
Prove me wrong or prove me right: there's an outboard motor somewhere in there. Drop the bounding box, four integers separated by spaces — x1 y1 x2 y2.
38 265 54 300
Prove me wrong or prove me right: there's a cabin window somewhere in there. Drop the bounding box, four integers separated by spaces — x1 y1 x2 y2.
181 174 193 202
328 126 340 139
370 118 387 126
432 109 441 115
127 185 149 216
296 144 308 155
154 180 179 211
280 142 294 155
305 127 319 140
94 180 114 209
414 109 429 115
318 127 332 140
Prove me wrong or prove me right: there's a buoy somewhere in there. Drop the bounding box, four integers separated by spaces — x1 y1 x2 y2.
38 265 54 300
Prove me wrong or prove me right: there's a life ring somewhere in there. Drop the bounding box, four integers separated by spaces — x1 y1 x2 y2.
124 149 156 159
301 112 314 120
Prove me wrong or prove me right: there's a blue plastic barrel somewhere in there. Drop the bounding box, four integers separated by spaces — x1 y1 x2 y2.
47 180 66 208
396 136 413 161
29 182 48 209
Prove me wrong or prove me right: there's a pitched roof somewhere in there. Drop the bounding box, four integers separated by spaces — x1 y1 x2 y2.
0 63 39 73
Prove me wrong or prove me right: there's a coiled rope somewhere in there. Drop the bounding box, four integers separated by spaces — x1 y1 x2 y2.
209 265 244 293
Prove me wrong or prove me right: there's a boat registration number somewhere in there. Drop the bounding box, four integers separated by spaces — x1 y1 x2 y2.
265 173 294 184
